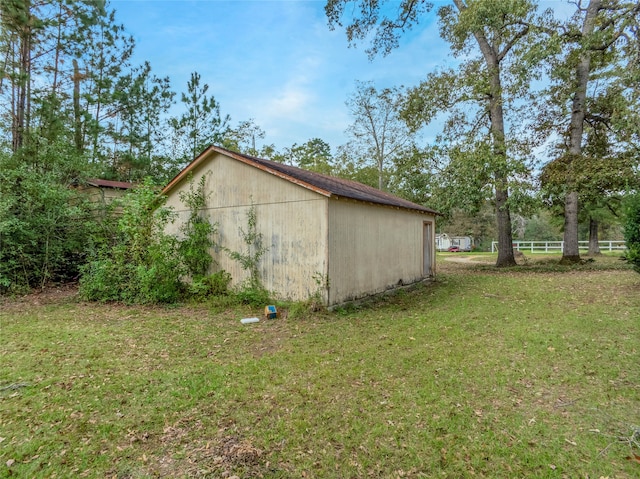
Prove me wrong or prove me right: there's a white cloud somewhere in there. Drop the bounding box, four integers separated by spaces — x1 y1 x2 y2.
267 84 312 118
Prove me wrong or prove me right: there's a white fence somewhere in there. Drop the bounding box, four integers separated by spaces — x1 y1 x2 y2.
491 240 627 254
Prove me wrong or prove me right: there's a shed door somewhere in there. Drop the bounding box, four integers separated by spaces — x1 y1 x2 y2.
423 221 434 277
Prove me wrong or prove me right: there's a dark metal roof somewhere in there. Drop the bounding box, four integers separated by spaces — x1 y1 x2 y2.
87 178 135 190
163 145 439 215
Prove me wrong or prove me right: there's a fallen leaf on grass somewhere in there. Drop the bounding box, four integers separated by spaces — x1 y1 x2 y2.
626 453 640 464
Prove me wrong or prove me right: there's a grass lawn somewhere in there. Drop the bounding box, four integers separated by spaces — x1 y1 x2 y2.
1 255 639 478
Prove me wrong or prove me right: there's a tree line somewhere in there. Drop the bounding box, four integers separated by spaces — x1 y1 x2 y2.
1 0 640 292
327 0 640 266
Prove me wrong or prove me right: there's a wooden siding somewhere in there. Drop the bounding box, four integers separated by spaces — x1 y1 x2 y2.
327 197 435 305
77 185 129 205
164 152 329 301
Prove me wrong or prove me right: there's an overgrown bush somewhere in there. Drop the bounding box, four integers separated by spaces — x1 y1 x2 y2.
0 152 98 292
188 271 232 300
80 179 185 303
623 193 640 273
233 279 271 306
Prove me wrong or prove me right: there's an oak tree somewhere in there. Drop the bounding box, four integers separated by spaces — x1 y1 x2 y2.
541 0 640 263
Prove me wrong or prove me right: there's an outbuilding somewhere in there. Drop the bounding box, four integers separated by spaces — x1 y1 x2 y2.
162 146 439 306
76 178 135 206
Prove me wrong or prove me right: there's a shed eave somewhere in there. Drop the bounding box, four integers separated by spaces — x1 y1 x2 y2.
330 194 437 215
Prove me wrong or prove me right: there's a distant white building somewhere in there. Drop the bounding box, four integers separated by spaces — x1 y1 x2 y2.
436 233 473 251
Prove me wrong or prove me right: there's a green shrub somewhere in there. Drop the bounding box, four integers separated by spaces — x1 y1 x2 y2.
79 175 228 304
223 201 272 307
188 271 232 300
233 280 271 307
77 258 124 302
80 179 185 304
0 153 97 291
132 238 185 304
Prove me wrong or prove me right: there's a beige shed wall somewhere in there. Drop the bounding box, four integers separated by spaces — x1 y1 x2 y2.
164 153 329 301
327 198 435 305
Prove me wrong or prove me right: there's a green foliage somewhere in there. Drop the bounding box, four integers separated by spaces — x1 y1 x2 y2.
222 118 266 156
0 152 97 291
233 280 271 307
109 61 176 182
332 147 379 188
344 81 414 191
286 272 330 318
398 1 548 266
288 138 334 174
79 179 185 303
80 175 228 304
326 0 434 59
623 193 640 273
187 271 232 301
178 174 217 277
537 0 640 260
289 276 329 318
310 272 330 307
227 201 269 289
169 71 230 165
522 211 563 241
440 204 497 251
386 145 437 207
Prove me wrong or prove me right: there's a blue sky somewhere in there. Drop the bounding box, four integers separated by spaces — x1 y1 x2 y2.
110 0 447 151
110 0 572 152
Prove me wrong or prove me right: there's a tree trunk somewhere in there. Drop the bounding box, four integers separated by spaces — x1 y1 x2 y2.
92 27 105 162
495 186 516 267
563 0 601 263
561 191 581 263
588 216 601 256
14 5 31 152
51 2 63 94
481 60 515 265
73 59 83 153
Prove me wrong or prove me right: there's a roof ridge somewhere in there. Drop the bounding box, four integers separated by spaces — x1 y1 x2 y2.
165 145 439 215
